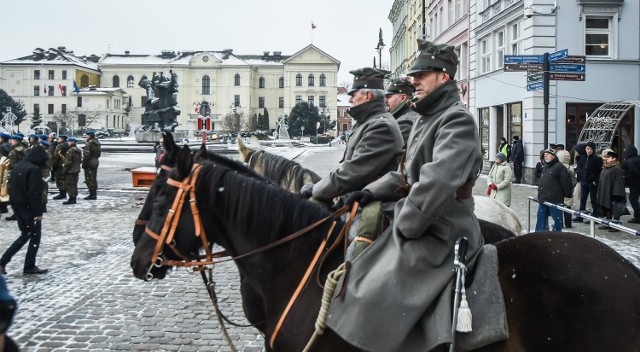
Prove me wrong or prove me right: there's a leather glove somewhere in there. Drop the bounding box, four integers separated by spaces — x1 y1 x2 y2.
489 183 498 190
346 190 374 208
300 183 314 199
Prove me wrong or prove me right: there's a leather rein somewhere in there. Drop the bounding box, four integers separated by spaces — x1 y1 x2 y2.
141 161 357 349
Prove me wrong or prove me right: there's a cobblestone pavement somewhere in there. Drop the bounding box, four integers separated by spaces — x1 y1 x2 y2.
1 143 638 351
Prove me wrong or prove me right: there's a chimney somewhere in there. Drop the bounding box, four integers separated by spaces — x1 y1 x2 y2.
263 51 270 57
57 46 67 52
273 51 282 57
125 50 130 55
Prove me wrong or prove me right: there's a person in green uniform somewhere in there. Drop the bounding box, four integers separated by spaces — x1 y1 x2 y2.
63 138 82 205
51 135 69 200
82 130 101 200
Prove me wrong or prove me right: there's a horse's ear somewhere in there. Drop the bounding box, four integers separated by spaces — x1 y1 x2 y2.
237 136 250 162
163 132 177 155
175 146 194 179
195 143 209 161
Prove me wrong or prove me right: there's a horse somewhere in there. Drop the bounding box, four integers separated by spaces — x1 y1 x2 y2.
131 144 640 352
237 137 523 236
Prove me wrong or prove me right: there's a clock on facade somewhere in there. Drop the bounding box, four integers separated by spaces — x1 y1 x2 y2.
202 56 209 62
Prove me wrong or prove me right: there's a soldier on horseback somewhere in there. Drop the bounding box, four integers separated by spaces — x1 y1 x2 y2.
327 39 485 352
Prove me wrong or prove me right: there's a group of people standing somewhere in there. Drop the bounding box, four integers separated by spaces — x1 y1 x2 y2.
0 130 101 276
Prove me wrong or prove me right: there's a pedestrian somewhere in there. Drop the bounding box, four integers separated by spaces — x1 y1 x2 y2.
534 149 545 183
535 148 573 232
47 133 58 183
622 144 640 223
498 137 511 161
82 130 101 200
0 133 10 158
487 152 513 206
597 149 626 232
557 147 577 228
62 137 82 205
328 39 484 352
576 141 602 222
571 143 587 221
4 136 27 221
0 145 49 275
0 133 10 219
51 135 69 200
384 76 419 144
512 135 524 183
0 275 18 350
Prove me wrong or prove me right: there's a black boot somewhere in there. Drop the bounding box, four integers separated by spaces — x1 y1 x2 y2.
84 190 97 200
63 196 76 205
52 191 67 200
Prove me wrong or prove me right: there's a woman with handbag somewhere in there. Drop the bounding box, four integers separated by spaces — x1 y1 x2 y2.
597 149 627 232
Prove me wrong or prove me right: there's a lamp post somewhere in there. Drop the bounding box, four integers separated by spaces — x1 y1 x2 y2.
375 28 385 70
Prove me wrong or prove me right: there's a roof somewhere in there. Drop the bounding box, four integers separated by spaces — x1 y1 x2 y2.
99 50 291 67
1 47 100 72
284 44 341 67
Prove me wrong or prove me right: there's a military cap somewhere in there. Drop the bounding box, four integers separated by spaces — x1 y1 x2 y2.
28 134 37 139
408 39 459 79
385 77 415 96
58 135 68 140
38 134 48 140
40 140 50 147
85 130 95 136
0 132 10 139
68 137 77 142
16 133 24 138
9 135 22 141
348 67 390 95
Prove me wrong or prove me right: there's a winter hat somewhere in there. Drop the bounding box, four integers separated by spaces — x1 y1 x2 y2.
543 148 557 157
496 152 507 161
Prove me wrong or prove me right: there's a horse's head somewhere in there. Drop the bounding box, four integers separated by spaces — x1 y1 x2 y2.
131 145 206 280
132 131 180 245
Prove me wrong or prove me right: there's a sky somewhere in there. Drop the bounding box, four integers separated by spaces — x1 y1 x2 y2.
1 0 394 86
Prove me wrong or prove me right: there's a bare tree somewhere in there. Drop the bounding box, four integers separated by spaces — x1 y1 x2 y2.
51 107 108 135
222 111 245 133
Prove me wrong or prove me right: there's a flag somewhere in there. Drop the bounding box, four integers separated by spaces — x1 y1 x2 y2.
73 80 80 94
43 84 47 94
311 22 317 29
58 83 63 94
194 106 199 113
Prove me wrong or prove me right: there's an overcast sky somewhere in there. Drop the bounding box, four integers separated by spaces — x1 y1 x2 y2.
1 0 394 86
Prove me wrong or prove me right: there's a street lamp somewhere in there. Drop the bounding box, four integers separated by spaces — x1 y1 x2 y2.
375 28 385 70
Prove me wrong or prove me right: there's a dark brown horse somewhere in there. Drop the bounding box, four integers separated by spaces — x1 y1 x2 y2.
131 145 640 351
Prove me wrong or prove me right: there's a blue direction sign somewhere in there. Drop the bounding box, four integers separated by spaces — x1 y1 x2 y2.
549 49 568 62
550 63 586 73
504 55 544 64
527 82 544 91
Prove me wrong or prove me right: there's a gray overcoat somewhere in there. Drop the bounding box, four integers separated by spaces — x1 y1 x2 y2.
390 99 419 145
312 97 403 201
326 81 484 352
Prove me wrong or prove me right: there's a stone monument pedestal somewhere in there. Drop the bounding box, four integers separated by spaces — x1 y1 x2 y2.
135 131 188 143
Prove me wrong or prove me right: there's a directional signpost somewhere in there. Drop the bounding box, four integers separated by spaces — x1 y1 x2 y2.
503 49 587 148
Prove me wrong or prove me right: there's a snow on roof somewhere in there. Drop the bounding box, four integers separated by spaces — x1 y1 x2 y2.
1 47 99 72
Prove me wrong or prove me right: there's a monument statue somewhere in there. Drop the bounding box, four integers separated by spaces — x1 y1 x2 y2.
138 70 180 132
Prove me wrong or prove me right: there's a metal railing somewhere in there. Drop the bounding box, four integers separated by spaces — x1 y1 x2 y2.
527 196 640 237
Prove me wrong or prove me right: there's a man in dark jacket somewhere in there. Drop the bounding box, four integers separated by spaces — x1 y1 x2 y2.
535 148 573 232
576 141 603 221
384 76 419 144
0 146 49 275
622 144 640 223
512 135 524 183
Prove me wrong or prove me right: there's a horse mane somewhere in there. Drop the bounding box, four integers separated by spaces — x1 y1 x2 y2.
194 145 267 181
197 159 333 247
249 150 322 189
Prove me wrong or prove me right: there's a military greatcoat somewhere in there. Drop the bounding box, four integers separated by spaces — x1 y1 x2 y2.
312 97 403 201
326 81 484 352
389 99 419 145
63 145 82 197
82 137 101 190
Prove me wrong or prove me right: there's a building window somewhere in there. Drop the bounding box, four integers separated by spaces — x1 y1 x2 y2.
33 104 39 113
127 75 135 87
308 96 315 106
320 74 326 86
479 107 490 159
34 86 40 96
81 75 89 87
234 74 240 86
34 70 40 80
77 96 83 107
61 86 67 96
202 75 211 95
319 95 326 108
511 20 523 55
78 114 86 127
495 30 505 69
259 77 265 88
565 103 603 150
112 75 120 88
456 0 463 20
308 74 315 86
48 104 54 114
62 70 67 79
448 0 454 25
585 17 611 57
279 97 284 108
279 77 284 88
480 37 491 74
61 104 66 114
259 97 265 108
234 95 240 107
48 70 55 79
48 86 54 96
296 74 302 86
295 95 302 105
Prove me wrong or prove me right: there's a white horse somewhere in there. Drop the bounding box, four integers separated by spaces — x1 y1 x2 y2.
238 137 523 236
